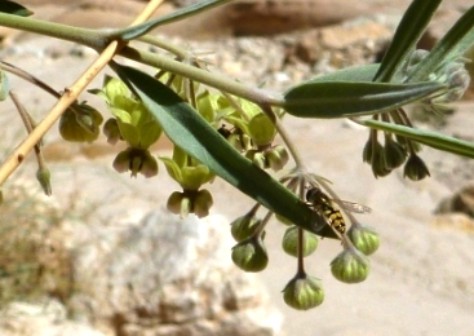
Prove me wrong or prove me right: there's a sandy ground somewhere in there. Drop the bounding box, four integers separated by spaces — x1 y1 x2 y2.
1 2 474 336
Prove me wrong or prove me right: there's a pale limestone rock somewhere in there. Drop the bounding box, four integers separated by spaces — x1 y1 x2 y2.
68 212 283 336
0 300 106 336
0 179 282 336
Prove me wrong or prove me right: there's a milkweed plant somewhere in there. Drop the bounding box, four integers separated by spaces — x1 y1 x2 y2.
0 0 473 310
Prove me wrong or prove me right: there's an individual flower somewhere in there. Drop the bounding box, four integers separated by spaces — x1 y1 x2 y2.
331 247 370 283
281 226 319 257
347 224 380 256
231 236 268 272
282 273 324 310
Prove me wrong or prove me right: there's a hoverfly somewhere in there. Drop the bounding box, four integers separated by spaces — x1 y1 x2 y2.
305 187 371 234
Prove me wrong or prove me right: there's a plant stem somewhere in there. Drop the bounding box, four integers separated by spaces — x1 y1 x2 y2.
138 35 188 59
10 91 51 195
259 104 308 173
0 13 284 106
297 177 307 274
118 46 284 105
0 13 107 50
109 0 234 40
0 60 61 99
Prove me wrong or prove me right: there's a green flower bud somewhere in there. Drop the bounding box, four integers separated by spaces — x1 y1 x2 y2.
362 137 374 163
434 64 470 103
282 226 318 257
371 146 392 178
230 215 261 242
36 167 52 196
363 132 382 164
59 108 102 142
383 138 407 169
403 49 430 76
247 113 276 147
363 136 392 177
266 145 289 171
331 248 370 284
282 274 324 310
193 189 213 218
103 118 122 145
403 153 430 181
231 237 268 272
347 225 380 256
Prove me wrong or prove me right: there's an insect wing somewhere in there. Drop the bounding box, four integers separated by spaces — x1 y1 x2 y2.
336 200 371 214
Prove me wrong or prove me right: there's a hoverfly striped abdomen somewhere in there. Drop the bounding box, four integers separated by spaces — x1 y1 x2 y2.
306 188 347 234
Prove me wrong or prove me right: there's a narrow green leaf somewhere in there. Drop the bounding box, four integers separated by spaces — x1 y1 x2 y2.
116 0 232 41
0 0 33 16
362 120 474 158
283 81 444 118
114 64 327 235
408 6 474 82
374 0 442 82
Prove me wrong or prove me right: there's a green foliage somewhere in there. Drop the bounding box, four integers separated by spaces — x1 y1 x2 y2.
0 0 473 312
373 0 442 82
283 80 444 118
282 226 319 257
282 274 325 310
331 247 370 284
58 103 103 143
114 65 326 233
0 0 33 17
114 0 233 41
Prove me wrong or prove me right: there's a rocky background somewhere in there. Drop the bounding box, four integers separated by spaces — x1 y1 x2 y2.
0 1 474 336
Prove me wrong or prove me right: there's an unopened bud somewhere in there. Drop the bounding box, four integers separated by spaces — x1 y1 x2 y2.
331 248 370 283
403 153 430 181
230 215 261 242
231 237 268 272
347 224 380 256
36 167 52 196
281 226 319 257
282 274 324 310
383 138 407 169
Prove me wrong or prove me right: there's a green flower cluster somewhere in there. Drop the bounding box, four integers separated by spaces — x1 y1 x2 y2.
229 174 380 310
363 50 470 180
85 71 290 217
